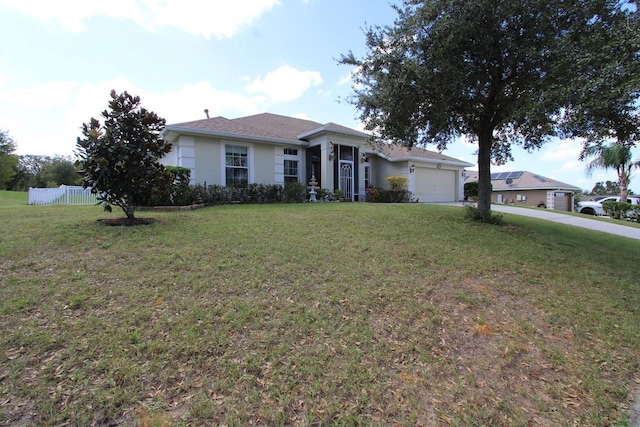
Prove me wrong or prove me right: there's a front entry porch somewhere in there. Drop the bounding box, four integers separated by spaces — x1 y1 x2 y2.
305 143 359 201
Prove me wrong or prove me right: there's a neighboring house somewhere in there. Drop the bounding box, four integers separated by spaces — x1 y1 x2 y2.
465 170 581 211
160 112 472 202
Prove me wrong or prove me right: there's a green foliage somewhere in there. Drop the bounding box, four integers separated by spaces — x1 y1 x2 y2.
75 90 170 219
190 183 285 205
7 155 81 190
365 186 410 203
464 182 479 200
602 201 635 220
283 182 307 203
463 204 504 225
317 188 332 200
36 156 81 187
138 166 192 207
0 129 18 188
340 0 632 222
561 2 640 149
591 181 622 196
384 175 407 191
582 143 640 201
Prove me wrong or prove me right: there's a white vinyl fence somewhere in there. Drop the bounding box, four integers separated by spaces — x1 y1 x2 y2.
28 185 98 206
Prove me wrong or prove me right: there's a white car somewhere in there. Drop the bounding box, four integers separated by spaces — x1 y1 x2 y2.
576 196 640 217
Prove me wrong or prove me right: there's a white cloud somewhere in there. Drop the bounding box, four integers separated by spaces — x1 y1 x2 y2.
291 113 313 121
245 65 323 103
0 0 281 39
559 160 584 174
1 77 272 156
0 81 77 109
539 138 582 162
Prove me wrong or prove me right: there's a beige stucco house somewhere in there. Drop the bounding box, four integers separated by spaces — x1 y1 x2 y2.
465 170 581 211
160 113 472 202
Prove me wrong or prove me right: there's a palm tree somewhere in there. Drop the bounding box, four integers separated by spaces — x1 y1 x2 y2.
583 143 640 202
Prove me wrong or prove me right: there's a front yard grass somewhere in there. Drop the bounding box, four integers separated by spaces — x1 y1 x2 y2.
1 202 639 426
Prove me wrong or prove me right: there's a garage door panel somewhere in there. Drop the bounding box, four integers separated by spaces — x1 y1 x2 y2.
414 169 456 202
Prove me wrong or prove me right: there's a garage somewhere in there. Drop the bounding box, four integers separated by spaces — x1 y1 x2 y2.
413 167 457 202
553 192 572 211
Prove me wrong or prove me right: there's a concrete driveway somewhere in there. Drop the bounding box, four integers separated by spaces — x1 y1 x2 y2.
489 204 640 240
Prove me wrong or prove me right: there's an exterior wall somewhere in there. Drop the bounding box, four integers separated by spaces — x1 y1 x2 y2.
252 143 276 184
193 136 222 185
492 189 551 208
370 157 405 188
168 135 288 186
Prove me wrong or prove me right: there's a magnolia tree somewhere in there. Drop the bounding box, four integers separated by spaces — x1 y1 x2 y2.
76 90 171 221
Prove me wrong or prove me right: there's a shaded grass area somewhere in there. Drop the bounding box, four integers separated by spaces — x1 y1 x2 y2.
1 202 639 426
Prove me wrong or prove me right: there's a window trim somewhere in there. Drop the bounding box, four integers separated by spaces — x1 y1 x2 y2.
283 148 300 184
221 142 253 186
283 159 299 183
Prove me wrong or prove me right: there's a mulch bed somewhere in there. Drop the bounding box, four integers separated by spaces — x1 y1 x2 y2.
96 217 157 226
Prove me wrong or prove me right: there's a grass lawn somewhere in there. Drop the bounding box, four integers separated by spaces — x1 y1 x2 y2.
1 201 639 426
0 190 28 206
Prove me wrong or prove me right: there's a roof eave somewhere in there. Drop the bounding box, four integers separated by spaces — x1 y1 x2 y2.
392 156 473 167
492 185 581 191
162 125 306 146
297 126 371 140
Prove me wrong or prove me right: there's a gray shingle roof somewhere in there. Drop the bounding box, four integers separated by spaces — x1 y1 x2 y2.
465 170 580 191
167 113 366 142
366 141 468 163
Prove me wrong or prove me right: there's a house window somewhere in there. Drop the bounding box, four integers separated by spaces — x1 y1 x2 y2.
284 148 298 156
364 166 371 188
225 145 248 185
284 159 298 183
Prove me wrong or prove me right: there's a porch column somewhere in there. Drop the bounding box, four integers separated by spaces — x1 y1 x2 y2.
320 141 334 190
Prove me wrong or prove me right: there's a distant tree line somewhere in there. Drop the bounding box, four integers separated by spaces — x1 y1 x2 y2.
1 128 82 191
587 181 635 196
5 154 81 191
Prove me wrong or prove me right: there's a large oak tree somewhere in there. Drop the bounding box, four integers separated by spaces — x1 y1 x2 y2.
341 0 636 221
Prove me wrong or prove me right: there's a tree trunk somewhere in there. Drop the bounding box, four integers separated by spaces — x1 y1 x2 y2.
619 171 629 203
476 128 493 222
126 195 135 220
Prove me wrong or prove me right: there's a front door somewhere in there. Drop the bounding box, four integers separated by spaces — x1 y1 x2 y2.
339 160 354 201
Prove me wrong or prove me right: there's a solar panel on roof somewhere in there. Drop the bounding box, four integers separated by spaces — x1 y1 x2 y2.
491 171 523 180
533 174 548 182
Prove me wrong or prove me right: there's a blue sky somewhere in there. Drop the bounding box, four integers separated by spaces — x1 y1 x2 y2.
0 0 637 193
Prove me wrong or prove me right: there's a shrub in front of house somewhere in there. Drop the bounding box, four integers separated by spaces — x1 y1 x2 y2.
138 166 193 207
366 186 410 203
283 182 307 203
191 183 285 205
366 176 411 203
464 181 479 201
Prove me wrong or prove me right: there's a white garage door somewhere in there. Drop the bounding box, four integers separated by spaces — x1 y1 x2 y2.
414 168 456 202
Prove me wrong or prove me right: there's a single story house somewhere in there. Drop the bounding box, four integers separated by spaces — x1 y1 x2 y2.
160 112 473 202
464 170 581 211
